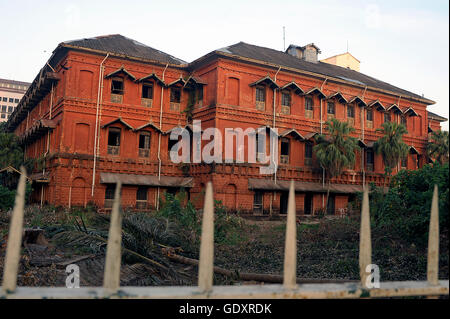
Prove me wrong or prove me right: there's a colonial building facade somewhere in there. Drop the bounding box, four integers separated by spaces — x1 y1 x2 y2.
6 35 447 215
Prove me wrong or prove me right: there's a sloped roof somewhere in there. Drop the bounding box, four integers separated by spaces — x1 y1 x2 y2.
428 111 448 122
211 42 433 103
62 34 186 65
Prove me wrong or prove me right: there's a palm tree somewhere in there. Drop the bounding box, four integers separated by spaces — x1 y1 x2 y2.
373 122 409 185
427 130 449 165
313 118 359 214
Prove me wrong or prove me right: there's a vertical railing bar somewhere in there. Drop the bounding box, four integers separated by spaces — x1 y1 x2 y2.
359 186 372 288
198 182 214 292
2 166 27 294
427 184 439 286
283 180 297 289
103 181 123 294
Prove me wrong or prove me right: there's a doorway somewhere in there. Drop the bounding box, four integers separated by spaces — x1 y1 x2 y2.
280 192 289 215
327 194 336 215
304 193 312 215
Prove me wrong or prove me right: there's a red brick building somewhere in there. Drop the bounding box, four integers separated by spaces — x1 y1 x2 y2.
6 35 447 215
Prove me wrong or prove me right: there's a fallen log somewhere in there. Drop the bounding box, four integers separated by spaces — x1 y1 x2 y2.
164 250 358 284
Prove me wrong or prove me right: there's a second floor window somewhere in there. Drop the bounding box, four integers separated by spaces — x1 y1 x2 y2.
305 143 313 166
366 149 374 171
401 156 407 168
111 77 124 95
170 87 181 103
142 82 153 99
107 127 121 155
256 86 265 103
347 105 355 118
327 102 335 115
384 112 391 123
401 116 407 127
281 90 291 107
139 132 151 157
280 138 290 164
305 97 313 111
366 109 373 121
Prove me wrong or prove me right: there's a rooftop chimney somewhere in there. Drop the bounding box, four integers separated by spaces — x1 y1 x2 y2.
285 43 321 63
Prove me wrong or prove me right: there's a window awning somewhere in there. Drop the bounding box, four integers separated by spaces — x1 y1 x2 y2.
101 117 134 130
368 99 385 111
184 75 207 88
348 96 367 107
357 139 367 148
29 171 50 183
327 91 348 104
19 119 57 144
280 82 304 95
136 73 165 86
164 125 193 135
166 77 186 87
133 122 162 133
402 107 418 117
100 172 193 188
105 67 136 81
386 104 403 114
279 128 305 140
409 145 420 155
304 131 319 141
305 87 326 99
248 178 363 194
249 75 279 89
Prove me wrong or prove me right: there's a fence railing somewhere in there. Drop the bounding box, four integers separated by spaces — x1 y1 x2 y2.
1 167 448 298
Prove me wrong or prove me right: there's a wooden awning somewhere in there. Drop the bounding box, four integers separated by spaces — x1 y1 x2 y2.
100 172 193 188
101 117 134 130
105 67 136 81
280 82 304 95
305 87 326 99
279 128 305 140
19 119 56 144
403 107 418 117
304 131 319 141
166 77 186 87
357 139 367 148
133 122 162 133
248 178 363 194
348 96 367 107
409 145 420 155
136 73 165 86
164 125 193 135
387 104 403 114
249 75 279 89
184 76 207 88
29 171 50 183
368 99 385 111
327 91 348 104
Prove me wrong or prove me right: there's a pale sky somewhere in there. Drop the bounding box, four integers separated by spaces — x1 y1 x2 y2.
1 0 448 130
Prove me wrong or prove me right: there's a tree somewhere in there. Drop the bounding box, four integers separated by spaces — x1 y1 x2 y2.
427 130 449 165
313 118 359 214
373 122 409 185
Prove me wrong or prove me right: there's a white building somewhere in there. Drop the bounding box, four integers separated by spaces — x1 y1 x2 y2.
0 78 30 122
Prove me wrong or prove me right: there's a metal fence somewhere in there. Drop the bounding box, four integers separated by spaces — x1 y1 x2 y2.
1 168 448 299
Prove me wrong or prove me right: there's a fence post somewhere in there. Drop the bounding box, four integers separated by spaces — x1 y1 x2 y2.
427 184 439 286
2 167 27 294
359 187 372 288
283 180 297 289
103 181 123 294
198 182 214 292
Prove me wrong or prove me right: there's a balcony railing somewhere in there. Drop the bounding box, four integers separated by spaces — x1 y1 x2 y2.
280 155 289 164
138 148 150 158
107 145 120 155
256 101 265 111
111 94 123 104
305 110 313 119
281 105 290 115
141 98 153 107
170 102 180 111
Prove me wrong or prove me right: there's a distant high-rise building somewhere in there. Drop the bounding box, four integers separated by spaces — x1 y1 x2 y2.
0 78 30 123
321 52 361 72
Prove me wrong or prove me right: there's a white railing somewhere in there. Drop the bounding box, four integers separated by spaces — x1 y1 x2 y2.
1 168 448 299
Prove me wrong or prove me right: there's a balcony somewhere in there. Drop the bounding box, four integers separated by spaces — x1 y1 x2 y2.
366 120 373 129
305 110 313 119
139 148 150 158
107 145 120 155
280 155 289 164
256 101 265 111
141 98 153 107
111 94 123 104
281 105 290 115
170 102 180 111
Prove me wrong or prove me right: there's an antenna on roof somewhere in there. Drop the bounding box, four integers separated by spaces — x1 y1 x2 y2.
283 26 286 51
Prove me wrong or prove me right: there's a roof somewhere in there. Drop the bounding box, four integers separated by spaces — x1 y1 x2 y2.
100 172 193 188
248 178 363 194
62 34 186 65
428 111 448 122
0 78 31 87
210 42 433 104
321 51 361 63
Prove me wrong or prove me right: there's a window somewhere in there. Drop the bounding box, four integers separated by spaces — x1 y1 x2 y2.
305 97 313 118
347 105 355 118
280 137 290 164
1 105 5 112
384 112 391 123
256 132 266 162
8 98 13 103
1 113 5 119
196 86 203 105
111 77 124 103
305 143 313 166
281 90 291 107
168 136 179 155
139 132 151 157
2 97 6 102
170 87 181 110
401 156 407 168
136 187 148 209
366 149 374 171
401 116 407 127
142 82 153 99
104 184 116 208
14 99 19 103
327 102 335 115
255 86 265 110
253 191 263 214
8 106 13 113
366 109 373 128
107 127 121 155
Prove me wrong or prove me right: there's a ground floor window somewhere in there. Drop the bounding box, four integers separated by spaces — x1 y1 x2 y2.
253 191 263 214
326 194 335 215
136 186 148 209
104 184 116 208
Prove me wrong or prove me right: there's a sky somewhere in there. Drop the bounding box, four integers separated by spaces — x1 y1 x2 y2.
0 0 448 130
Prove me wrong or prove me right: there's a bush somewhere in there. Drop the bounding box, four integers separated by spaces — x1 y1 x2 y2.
0 183 32 211
361 163 449 246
